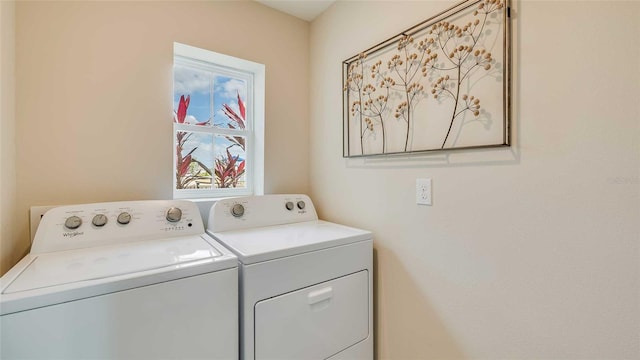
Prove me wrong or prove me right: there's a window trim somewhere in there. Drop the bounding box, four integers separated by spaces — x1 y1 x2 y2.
173 42 265 199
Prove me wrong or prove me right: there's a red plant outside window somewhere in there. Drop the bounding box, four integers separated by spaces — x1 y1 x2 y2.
174 93 247 190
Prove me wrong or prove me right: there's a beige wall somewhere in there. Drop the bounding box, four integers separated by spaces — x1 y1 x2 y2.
2 0 309 273
310 1 639 358
3 0 640 357
1 1 19 275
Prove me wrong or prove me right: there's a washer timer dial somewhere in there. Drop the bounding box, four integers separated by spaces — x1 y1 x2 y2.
166 207 182 223
64 216 82 230
117 212 131 225
231 204 245 218
92 214 108 227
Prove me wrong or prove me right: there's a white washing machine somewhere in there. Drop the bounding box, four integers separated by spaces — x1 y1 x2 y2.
0 200 238 359
207 194 373 360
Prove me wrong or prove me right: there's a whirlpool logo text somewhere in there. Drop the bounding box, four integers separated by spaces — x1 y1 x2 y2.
63 231 84 238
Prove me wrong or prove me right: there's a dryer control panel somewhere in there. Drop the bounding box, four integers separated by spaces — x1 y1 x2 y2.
208 194 318 232
31 200 204 254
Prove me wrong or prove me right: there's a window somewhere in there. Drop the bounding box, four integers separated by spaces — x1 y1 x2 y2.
173 43 264 199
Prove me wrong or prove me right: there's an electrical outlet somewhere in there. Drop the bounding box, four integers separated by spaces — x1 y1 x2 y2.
30 205 59 243
416 178 432 205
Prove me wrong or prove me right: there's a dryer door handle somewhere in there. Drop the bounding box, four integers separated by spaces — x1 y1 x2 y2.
307 286 333 305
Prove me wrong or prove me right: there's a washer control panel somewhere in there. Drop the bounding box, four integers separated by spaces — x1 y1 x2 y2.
208 194 318 233
31 200 204 254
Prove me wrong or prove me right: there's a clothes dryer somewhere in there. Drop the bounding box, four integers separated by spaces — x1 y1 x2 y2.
207 194 373 360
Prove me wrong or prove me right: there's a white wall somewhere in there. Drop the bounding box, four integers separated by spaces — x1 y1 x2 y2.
2 0 309 274
310 1 639 358
0 1 18 275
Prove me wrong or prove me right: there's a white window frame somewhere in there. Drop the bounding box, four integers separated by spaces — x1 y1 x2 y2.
173 42 264 199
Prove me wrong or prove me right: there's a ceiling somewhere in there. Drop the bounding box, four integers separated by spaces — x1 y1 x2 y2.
255 0 336 22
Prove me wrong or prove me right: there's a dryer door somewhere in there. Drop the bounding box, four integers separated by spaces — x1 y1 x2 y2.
254 270 369 360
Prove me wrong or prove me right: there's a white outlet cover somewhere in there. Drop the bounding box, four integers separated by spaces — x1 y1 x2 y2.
416 178 432 205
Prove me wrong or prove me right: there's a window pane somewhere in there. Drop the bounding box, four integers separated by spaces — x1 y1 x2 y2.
174 65 212 126
176 131 214 190
213 75 247 130
214 135 247 189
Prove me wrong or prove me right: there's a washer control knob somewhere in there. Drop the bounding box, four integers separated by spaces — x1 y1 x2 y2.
231 204 245 218
64 216 82 230
117 212 131 225
285 201 295 211
297 201 306 210
92 214 108 227
166 207 182 223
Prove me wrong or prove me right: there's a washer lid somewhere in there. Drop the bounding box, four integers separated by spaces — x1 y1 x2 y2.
3 235 223 295
210 220 372 265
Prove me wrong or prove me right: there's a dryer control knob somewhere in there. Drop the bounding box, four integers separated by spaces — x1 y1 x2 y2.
231 204 245 218
285 201 294 211
297 201 306 210
92 214 108 227
166 207 182 223
117 212 131 225
64 216 82 230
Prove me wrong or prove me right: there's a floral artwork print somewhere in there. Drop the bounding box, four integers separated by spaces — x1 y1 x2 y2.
343 0 510 157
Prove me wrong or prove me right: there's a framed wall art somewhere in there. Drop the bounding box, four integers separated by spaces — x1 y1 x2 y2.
343 0 511 157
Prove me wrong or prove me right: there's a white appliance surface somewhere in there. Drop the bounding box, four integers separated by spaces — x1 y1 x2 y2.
255 270 369 359
4 235 220 294
207 194 373 360
212 220 371 264
1 200 238 360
